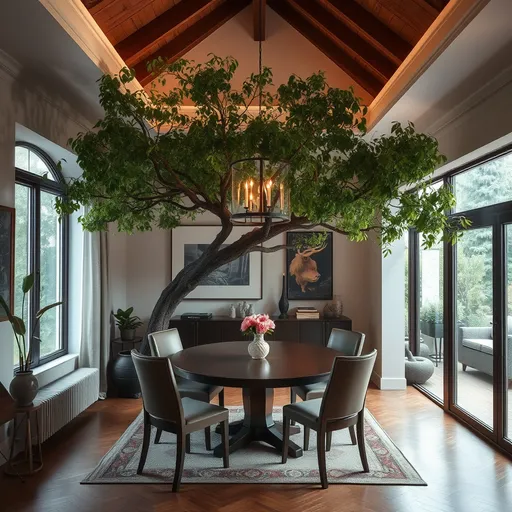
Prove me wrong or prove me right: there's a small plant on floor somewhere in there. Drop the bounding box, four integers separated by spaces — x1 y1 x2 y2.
0 273 63 372
114 307 143 341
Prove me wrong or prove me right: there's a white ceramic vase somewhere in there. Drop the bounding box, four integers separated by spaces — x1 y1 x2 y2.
248 333 270 359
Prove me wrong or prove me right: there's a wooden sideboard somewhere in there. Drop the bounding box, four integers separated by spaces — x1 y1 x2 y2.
168 316 352 349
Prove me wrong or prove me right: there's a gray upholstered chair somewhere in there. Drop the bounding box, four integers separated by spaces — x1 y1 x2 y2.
290 328 365 437
149 328 225 449
282 350 377 489
131 350 229 492
0 382 15 465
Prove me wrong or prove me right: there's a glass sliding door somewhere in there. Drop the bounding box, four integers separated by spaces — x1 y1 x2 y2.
504 224 512 443
454 226 494 429
418 233 444 401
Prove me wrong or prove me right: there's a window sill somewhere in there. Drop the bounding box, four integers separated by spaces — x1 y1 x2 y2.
32 353 79 388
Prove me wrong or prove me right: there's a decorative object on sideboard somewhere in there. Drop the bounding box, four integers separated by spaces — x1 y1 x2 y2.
229 304 236 318
323 295 343 318
247 304 254 316
113 307 143 341
278 273 289 319
286 231 333 300
296 307 320 319
0 273 62 407
237 301 250 318
0 204 15 322
111 351 141 398
241 314 275 359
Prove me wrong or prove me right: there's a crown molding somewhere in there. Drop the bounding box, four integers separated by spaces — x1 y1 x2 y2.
366 0 490 131
39 0 143 94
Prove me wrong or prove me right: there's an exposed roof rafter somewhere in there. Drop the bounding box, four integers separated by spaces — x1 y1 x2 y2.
253 0 266 41
134 0 251 86
115 0 216 67
268 0 384 97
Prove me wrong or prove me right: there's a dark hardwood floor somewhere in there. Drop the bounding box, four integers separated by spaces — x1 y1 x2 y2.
1 386 512 512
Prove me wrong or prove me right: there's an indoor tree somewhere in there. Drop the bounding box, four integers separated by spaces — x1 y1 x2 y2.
56 56 464 353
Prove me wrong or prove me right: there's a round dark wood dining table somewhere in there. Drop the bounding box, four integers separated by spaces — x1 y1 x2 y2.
170 341 340 458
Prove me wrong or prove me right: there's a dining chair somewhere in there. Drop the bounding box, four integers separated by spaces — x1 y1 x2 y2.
290 328 365 439
282 350 377 489
148 328 225 450
131 350 229 492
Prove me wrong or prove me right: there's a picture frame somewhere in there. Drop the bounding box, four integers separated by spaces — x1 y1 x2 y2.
171 225 263 300
0 205 15 321
286 231 333 300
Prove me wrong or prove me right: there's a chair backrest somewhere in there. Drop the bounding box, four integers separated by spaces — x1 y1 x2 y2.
131 350 184 425
327 328 365 356
320 350 377 422
148 328 184 358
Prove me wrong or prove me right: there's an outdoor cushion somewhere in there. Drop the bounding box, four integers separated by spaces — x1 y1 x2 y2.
462 338 494 355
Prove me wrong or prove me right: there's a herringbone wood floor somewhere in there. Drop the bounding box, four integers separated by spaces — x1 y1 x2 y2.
1 386 512 512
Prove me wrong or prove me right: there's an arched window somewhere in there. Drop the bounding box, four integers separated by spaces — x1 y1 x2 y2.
14 143 68 367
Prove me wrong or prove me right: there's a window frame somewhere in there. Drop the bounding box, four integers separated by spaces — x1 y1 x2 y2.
14 142 69 368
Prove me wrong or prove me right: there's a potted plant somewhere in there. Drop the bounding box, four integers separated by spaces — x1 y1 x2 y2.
113 307 143 341
420 302 443 338
0 274 62 406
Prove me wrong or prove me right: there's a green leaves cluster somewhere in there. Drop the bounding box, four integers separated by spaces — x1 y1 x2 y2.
1 273 63 372
113 307 143 331
58 55 456 251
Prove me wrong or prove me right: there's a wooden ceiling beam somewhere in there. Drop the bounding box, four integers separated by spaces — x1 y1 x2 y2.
268 0 384 97
115 0 216 67
291 0 397 80
253 0 267 41
134 0 251 86
325 0 412 62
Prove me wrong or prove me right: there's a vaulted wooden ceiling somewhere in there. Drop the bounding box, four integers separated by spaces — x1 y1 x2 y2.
82 0 450 97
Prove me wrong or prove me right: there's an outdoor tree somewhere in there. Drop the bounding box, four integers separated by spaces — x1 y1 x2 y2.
56 56 462 353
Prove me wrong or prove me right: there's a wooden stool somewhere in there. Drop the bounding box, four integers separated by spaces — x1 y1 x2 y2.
5 402 43 476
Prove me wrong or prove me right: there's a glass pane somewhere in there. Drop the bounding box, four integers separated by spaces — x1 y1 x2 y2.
418 233 444 401
15 146 29 171
454 152 512 212
506 225 512 441
39 190 62 358
455 227 493 428
405 233 409 343
14 184 31 366
29 151 55 180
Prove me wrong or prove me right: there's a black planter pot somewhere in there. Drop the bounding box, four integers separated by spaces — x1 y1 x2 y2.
111 350 141 398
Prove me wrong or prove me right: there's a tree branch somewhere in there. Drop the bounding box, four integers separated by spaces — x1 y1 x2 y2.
250 244 294 253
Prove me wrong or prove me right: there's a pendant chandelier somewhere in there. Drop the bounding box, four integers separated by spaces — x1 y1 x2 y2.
229 7 291 226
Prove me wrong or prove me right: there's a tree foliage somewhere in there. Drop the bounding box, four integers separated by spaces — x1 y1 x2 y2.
55 56 463 345
58 56 457 249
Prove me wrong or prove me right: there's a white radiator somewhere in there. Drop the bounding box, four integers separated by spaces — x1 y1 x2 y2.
35 368 99 442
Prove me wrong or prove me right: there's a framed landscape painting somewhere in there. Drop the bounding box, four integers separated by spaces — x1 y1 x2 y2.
286 231 333 300
171 226 263 300
0 205 15 321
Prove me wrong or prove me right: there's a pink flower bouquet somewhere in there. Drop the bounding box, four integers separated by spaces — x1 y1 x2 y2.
241 314 275 336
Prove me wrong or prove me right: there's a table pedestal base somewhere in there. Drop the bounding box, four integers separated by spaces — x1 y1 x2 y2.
213 387 303 458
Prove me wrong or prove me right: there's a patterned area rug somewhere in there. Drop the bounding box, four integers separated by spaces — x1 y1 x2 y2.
82 407 425 486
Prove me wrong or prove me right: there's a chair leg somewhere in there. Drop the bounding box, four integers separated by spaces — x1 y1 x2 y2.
282 415 290 464
317 427 328 489
462 364 467 372
220 419 229 468
218 389 225 407
290 389 296 426
205 426 212 451
304 426 310 451
349 425 357 445
356 410 369 473
154 428 162 445
326 431 332 452
186 433 191 454
173 431 186 493
137 414 151 475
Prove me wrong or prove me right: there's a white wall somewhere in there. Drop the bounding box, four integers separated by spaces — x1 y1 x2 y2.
123 224 370 335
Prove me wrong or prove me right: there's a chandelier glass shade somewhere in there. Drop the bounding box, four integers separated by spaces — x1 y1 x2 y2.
230 157 291 225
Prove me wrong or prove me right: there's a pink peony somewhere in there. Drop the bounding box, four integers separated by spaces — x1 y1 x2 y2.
240 313 275 335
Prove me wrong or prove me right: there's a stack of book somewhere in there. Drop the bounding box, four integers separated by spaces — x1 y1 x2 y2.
296 307 320 319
